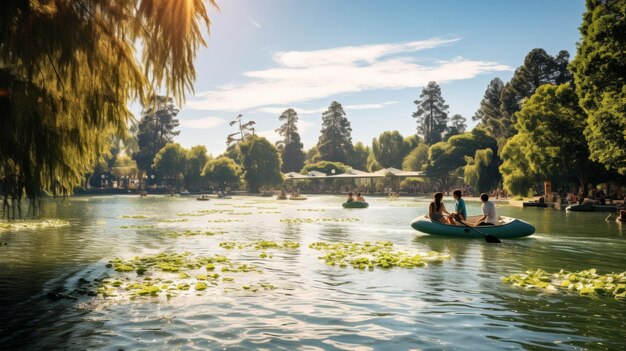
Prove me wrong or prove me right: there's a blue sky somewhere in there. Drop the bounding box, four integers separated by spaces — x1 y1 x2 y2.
161 0 585 155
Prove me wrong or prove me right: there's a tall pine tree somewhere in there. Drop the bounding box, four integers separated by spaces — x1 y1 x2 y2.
413 81 449 145
473 78 505 138
315 101 354 164
499 49 572 138
133 96 180 175
275 108 305 172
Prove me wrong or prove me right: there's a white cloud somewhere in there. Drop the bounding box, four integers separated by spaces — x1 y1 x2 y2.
179 117 224 129
257 101 398 115
186 38 511 112
256 129 281 143
250 18 261 29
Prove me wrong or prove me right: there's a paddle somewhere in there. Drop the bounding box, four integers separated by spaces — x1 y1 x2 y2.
454 214 501 244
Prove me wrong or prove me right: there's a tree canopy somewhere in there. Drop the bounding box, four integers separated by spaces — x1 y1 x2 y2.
238 136 283 193
499 48 572 138
301 161 349 175
202 157 241 190
570 0 626 175
473 78 505 139
275 109 305 172
315 101 353 164
0 0 214 213
413 81 449 145
133 96 180 174
153 143 187 186
371 131 411 169
500 84 603 193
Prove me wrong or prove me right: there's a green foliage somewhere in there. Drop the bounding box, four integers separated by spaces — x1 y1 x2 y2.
444 114 467 141
239 136 283 192
153 143 187 182
275 109 305 172
227 114 256 146
111 155 138 180
463 148 500 193
402 144 429 171
500 84 602 192
315 101 354 163
184 145 210 191
371 131 411 169
202 157 241 190
570 0 626 174
301 161 348 175
350 142 370 171
499 135 535 196
499 49 572 138
0 0 213 212
426 128 497 187
473 78 505 138
366 151 382 172
133 96 181 174
413 81 449 145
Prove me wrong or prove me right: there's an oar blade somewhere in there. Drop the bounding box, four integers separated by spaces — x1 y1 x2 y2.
485 234 502 244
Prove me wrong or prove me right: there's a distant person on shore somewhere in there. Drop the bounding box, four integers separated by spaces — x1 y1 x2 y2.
429 192 450 223
447 189 467 224
356 192 365 202
474 193 498 226
346 192 354 203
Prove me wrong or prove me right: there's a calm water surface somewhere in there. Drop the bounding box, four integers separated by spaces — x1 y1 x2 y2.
1 195 625 350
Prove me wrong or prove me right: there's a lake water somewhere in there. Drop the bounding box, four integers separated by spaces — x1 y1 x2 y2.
1 195 625 350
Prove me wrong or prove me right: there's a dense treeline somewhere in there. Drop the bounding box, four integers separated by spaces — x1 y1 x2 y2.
2 0 625 210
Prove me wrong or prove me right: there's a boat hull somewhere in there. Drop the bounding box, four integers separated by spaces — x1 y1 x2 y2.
342 201 369 209
410 215 535 239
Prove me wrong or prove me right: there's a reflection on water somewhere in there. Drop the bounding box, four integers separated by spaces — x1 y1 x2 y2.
1 195 625 350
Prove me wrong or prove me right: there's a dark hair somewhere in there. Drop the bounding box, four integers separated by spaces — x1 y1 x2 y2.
480 193 489 201
348 192 353 196
453 189 462 198
357 192 361 196
433 192 443 211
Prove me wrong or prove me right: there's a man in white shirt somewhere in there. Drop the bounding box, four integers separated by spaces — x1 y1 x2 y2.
475 193 498 226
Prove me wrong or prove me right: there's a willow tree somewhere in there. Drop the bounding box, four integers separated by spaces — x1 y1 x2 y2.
0 0 215 218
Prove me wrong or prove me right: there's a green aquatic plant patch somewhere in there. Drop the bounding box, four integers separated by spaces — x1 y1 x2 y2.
309 241 450 270
297 209 326 212
207 219 243 223
219 240 300 251
120 224 155 229
0 219 70 231
163 230 226 238
502 268 626 300
280 218 361 224
121 215 149 219
90 252 270 299
156 218 190 223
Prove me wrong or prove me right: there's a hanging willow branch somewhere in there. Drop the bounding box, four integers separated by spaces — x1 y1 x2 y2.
0 0 217 218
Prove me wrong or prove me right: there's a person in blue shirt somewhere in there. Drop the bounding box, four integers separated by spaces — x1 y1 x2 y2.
448 189 467 224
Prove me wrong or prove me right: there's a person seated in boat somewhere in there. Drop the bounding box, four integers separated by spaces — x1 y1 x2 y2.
428 192 450 223
355 192 365 202
619 210 626 220
346 192 355 203
278 190 287 199
447 189 467 224
474 193 498 226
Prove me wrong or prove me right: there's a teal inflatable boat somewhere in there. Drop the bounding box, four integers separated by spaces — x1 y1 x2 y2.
342 201 369 209
410 215 535 239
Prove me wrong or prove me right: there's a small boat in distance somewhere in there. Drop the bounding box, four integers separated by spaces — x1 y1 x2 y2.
196 195 210 201
410 215 535 239
342 201 369 208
